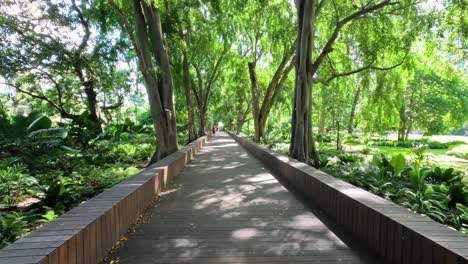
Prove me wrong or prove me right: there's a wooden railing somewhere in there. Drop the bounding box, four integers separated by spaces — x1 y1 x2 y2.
227 131 468 264
0 136 208 264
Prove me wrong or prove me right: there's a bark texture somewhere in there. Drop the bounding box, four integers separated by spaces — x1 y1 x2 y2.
289 0 319 164
111 0 178 163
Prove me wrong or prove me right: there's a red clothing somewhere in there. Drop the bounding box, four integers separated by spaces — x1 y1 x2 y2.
212 127 216 135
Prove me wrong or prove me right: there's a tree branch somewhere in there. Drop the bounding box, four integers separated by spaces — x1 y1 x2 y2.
315 52 408 85
108 0 141 60
71 0 90 54
101 97 124 110
0 82 77 118
311 0 400 73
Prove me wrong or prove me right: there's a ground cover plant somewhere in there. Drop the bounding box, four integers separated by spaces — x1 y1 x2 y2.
0 112 155 248
321 145 468 233
262 130 468 234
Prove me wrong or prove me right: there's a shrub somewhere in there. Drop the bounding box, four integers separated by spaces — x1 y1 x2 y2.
315 146 467 232
0 162 41 208
396 140 415 148
426 141 448 149
0 212 33 248
370 140 395 147
316 134 334 143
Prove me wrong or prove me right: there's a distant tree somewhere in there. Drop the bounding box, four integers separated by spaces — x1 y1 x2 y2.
0 0 127 132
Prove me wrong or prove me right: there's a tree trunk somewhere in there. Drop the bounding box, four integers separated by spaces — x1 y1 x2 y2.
236 118 243 133
236 105 249 133
318 103 327 134
398 105 406 141
182 54 197 143
348 86 361 134
83 85 100 124
289 0 320 166
127 0 178 163
289 0 398 165
191 52 225 137
248 55 293 143
405 122 412 141
253 115 267 143
74 63 101 131
198 108 207 137
248 61 262 142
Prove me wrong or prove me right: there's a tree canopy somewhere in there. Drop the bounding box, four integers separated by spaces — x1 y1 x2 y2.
0 0 466 163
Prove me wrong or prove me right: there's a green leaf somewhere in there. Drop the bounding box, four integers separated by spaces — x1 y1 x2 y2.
442 168 454 179
424 186 435 195
390 154 406 177
26 115 52 132
28 128 68 139
439 184 449 194
456 203 468 216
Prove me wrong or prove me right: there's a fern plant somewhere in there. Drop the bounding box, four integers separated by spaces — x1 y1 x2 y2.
0 162 40 208
0 212 31 248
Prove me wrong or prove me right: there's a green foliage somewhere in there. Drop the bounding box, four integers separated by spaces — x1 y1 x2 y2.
452 203 468 233
0 0 467 247
0 110 154 248
400 186 451 223
0 162 40 208
68 111 102 148
370 139 454 150
108 118 149 136
316 134 335 143
427 167 463 184
317 139 467 232
0 212 32 248
390 154 407 177
426 141 448 149
38 206 58 223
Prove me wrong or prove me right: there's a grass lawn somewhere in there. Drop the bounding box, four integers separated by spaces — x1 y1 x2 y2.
375 146 449 156
342 143 468 177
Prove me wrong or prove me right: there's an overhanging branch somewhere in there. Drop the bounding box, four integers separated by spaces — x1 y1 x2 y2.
315 52 408 85
311 0 400 73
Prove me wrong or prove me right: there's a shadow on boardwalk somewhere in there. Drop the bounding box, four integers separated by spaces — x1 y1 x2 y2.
104 132 378 263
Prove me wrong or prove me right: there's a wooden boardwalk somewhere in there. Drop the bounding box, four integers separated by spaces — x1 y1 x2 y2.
106 132 377 263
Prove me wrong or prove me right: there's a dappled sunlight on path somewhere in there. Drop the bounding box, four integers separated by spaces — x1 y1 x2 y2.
105 132 377 263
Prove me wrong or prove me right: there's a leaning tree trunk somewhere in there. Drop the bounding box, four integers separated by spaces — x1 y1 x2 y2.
126 0 178 163
289 0 320 166
248 54 293 143
183 54 197 142
348 86 361 134
248 61 262 142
